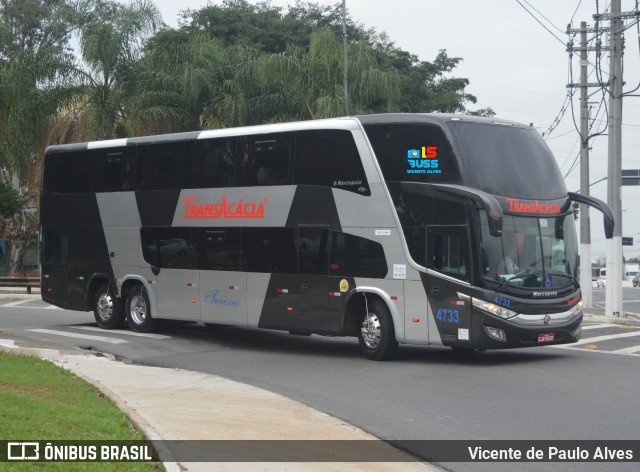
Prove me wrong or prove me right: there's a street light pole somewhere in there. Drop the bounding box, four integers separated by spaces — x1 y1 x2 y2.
342 0 349 115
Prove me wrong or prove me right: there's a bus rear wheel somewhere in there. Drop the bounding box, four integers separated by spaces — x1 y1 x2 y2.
126 285 157 333
358 298 398 361
93 283 125 329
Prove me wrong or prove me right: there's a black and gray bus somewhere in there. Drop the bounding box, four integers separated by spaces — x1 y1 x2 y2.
40 114 613 360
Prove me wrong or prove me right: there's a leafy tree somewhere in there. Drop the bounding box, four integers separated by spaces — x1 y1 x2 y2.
181 0 368 54
0 180 20 217
53 0 161 142
129 30 230 134
0 0 75 274
178 0 492 116
245 28 399 122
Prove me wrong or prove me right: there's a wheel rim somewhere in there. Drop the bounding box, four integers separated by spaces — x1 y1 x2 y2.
130 294 147 325
96 292 114 321
361 311 381 349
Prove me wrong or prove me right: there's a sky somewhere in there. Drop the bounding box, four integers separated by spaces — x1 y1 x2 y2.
148 0 640 263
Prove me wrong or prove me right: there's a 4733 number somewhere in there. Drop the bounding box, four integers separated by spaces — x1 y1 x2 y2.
435 308 460 323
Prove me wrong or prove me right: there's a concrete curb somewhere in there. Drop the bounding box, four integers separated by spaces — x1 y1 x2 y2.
0 339 190 472
0 339 441 472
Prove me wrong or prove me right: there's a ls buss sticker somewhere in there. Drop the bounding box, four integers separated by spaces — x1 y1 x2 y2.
406 146 441 175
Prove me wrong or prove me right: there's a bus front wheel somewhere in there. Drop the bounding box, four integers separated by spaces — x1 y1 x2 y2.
126 285 157 333
358 298 398 361
93 284 125 329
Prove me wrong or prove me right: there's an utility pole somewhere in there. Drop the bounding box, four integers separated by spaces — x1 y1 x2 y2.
567 20 604 307
579 21 593 308
604 0 624 317
342 0 349 115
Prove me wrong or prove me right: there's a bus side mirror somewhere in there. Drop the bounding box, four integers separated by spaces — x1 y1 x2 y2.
568 192 614 239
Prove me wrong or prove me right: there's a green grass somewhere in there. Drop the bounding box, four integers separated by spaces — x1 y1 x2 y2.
0 353 163 471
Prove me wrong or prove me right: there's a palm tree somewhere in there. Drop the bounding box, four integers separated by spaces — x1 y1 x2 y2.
128 31 230 134
252 28 401 121
59 0 161 141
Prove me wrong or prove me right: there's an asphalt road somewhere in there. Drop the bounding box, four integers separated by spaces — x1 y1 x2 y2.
591 285 640 314
1 297 639 472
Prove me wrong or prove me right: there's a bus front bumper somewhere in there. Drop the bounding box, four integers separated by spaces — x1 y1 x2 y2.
465 307 583 350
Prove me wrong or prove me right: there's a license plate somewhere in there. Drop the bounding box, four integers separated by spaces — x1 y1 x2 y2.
538 333 555 343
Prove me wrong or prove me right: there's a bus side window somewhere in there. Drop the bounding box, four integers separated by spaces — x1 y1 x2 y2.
94 147 135 192
183 139 236 188
298 228 329 276
236 133 293 187
293 130 370 195
243 228 296 274
191 228 244 271
426 227 470 281
44 150 92 194
136 142 184 191
140 227 190 269
329 232 387 278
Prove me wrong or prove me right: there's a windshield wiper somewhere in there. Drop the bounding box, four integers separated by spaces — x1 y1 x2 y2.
497 271 579 293
496 270 532 292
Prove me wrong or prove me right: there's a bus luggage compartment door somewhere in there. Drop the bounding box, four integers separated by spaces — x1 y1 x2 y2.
200 271 247 326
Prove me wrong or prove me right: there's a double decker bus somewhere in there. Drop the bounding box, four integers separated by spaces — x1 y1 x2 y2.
40 114 613 360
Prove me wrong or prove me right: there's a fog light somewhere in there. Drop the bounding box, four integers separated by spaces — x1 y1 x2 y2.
485 326 507 342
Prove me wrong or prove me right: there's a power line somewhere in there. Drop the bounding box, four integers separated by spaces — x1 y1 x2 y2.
515 0 567 46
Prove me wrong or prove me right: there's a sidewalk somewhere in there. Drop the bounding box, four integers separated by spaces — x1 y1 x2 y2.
0 338 440 472
1 292 638 471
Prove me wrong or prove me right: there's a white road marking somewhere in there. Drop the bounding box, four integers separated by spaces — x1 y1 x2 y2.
0 302 61 309
610 345 640 355
1 299 32 307
581 323 620 330
27 328 127 344
569 330 640 346
74 326 170 339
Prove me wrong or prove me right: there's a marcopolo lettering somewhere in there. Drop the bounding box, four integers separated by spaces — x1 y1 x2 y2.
508 198 561 215
183 196 266 219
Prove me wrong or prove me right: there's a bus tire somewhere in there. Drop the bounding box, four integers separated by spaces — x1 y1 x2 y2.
358 298 398 361
126 285 156 333
93 283 125 329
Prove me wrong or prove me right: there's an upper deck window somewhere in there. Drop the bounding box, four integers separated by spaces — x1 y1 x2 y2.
135 142 184 191
44 150 92 194
236 133 293 186
293 130 370 195
94 147 135 192
446 121 566 199
363 124 460 183
184 138 236 189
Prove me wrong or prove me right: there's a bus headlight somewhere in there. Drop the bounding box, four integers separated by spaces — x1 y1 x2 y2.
472 298 518 319
569 301 584 317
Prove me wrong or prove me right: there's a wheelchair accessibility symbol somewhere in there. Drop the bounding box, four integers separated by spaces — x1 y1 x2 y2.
545 275 553 287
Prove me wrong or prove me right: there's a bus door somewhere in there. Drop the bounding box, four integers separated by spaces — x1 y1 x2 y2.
198 229 248 326
153 228 200 321
425 225 473 346
296 226 332 332
41 228 68 306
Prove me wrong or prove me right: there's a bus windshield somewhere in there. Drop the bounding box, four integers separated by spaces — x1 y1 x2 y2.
478 211 578 290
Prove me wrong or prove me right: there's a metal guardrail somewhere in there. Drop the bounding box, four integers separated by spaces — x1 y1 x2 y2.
0 276 40 294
